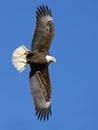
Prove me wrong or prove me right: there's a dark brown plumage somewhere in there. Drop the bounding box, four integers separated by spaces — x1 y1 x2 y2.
31 5 54 52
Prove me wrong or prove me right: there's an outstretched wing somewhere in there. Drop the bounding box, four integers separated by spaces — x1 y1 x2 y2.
29 65 52 120
31 5 55 52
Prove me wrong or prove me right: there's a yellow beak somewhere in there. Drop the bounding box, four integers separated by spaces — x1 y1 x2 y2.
52 58 56 62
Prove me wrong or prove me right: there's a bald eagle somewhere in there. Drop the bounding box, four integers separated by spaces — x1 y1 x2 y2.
12 5 56 121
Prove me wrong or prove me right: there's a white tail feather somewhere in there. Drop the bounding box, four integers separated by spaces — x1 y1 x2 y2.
12 45 29 72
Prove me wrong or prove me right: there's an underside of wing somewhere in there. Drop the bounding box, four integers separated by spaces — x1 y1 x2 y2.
29 66 52 120
31 5 55 52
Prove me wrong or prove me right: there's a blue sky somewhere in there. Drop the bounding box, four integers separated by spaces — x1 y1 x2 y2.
0 0 98 129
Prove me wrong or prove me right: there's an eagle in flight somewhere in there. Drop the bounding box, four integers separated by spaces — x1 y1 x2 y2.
12 5 56 121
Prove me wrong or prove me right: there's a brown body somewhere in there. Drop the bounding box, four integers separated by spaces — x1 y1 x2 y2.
27 51 48 64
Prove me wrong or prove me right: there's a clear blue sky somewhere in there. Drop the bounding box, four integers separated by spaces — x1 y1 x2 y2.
0 0 98 129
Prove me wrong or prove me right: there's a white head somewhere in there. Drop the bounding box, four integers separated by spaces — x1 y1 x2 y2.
45 55 56 63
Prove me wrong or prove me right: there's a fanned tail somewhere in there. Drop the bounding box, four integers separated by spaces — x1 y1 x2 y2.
12 45 29 72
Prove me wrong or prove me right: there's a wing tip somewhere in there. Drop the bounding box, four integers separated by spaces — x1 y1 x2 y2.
35 105 52 121
36 5 52 18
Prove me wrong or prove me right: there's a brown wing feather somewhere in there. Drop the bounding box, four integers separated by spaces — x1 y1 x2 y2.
31 5 55 52
29 65 52 120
